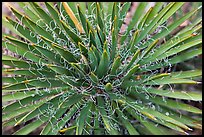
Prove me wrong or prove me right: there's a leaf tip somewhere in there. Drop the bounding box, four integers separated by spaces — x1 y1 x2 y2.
14 122 20 126
198 5 202 10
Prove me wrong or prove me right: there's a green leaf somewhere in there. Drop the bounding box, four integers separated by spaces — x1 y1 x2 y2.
136 87 202 101
57 75 82 87
131 91 202 114
5 16 38 43
62 2 84 33
177 23 202 38
118 2 131 30
2 77 26 84
2 15 22 37
111 28 117 60
40 108 66 134
48 65 73 76
59 94 84 109
125 49 140 71
77 4 88 36
182 34 201 44
113 102 139 135
2 91 35 102
70 63 86 77
2 41 47 64
127 110 165 135
97 96 119 135
116 95 192 131
167 70 202 79
31 42 64 65
120 2 147 44
3 113 25 127
56 2 76 30
89 72 99 84
96 25 105 47
134 39 159 63
96 2 105 33
111 2 120 29
103 41 110 57
18 2 40 21
84 107 94 135
9 6 34 31
13 116 49 135
139 47 202 73
123 64 140 80
110 55 121 76
29 2 63 38
2 55 19 61
2 82 34 92
29 2 52 25
2 69 55 78
67 2 78 14
92 45 101 63
143 7 200 50
137 7 153 30
155 39 202 62
96 49 110 78
13 94 62 126
88 26 97 47
24 16 54 41
3 93 70 128
144 78 200 85
2 2 203 135
169 47 202 65
2 99 46 122
93 108 102 135
3 87 67 113
128 30 140 52
142 73 170 83
51 43 78 63
44 2 67 40
28 79 68 88
76 102 92 135
60 19 83 45
87 2 95 15
2 60 37 69
50 104 80 134
106 3 114 17
134 3 175 46
160 107 202 129
88 47 98 71
178 17 202 35
145 2 163 24
4 36 41 55
149 2 185 34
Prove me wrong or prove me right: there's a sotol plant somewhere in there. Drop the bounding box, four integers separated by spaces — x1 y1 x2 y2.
2 2 202 135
